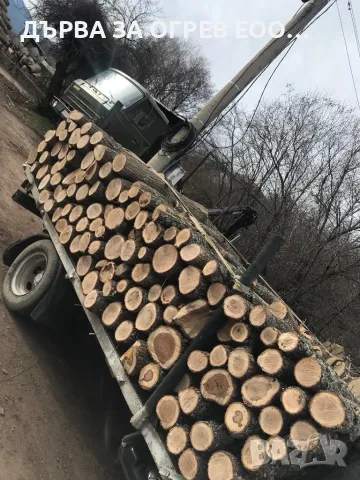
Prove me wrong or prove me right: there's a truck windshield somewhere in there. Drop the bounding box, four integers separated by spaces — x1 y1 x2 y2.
87 70 144 108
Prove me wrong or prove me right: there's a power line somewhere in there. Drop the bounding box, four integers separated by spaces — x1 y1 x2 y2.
206 38 298 152
348 0 360 61
198 0 339 150
169 0 338 171
336 0 360 109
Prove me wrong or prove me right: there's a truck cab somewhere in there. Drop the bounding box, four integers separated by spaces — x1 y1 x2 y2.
51 68 184 162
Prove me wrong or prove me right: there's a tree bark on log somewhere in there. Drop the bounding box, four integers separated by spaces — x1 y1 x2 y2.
83 290 107 316
173 300 212 339
121 340 150 377
112 152 208 223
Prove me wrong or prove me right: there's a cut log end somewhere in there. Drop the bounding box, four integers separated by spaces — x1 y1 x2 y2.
174 300 211 339
249 305 268 328
179 266 206 298
166 426 189 456
208 451 241 480
294 357 322 389
147 326 183 370
83 290 106 315
223 295 249 320
228 348 255 380
102 301 124 330
209 345 229 368
190 421 217 452
241 436 268 472
163 305 179 325
260 327 280 347
207 282 228 307
200 369 235 407
281 387 308 415
278 332 301 353
230 322 251 344
153 244 180 276
290 420 320 452
138 362 163 391
309 391 346 429
156 395 180 430
178 449 204 480
135 302 162 333
259 406 284 436
114 320 137 345
266 436 288 462
124 286 147 313
148 284 162 303
257 349 286 376
224 402 252 437
241 375 281 408
187 350 209 373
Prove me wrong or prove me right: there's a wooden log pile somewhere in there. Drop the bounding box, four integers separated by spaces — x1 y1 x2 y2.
26 111 360 480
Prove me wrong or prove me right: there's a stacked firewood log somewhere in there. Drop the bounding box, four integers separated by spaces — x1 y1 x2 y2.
26 111 360 480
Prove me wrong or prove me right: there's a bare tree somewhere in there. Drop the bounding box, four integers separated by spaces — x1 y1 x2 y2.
182 90 360 363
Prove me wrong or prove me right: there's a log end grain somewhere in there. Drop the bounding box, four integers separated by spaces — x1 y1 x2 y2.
200 369 235 407
241 375 280 408
156 395 180 430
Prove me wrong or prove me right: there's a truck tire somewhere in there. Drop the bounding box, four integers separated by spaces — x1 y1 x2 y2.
2 239 61 315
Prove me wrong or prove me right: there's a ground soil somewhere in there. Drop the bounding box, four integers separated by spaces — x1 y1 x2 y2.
0 69 129 479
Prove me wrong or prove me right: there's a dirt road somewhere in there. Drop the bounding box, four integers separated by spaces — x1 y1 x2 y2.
0 75 128 479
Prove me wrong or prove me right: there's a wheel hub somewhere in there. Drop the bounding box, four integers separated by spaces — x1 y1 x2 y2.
11 252 47 296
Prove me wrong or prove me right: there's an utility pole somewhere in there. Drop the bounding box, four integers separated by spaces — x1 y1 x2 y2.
148 0 332 173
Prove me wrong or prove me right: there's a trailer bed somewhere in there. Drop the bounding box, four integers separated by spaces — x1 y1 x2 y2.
24 165 181 480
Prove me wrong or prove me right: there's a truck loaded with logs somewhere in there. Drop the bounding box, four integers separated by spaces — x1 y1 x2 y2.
3 3 360 478
2 108 360 480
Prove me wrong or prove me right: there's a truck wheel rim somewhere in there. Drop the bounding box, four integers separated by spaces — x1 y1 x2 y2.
11 252 47 296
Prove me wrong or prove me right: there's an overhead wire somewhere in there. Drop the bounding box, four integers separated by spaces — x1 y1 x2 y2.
189 0 339 154
348 0 360 61
167 0 338 174
336 0 360 108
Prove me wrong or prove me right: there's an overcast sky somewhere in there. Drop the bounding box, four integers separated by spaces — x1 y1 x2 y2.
157 0 360 110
